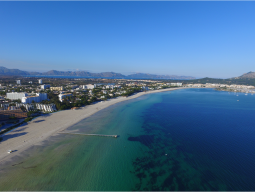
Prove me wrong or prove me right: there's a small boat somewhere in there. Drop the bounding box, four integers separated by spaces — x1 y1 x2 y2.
237 100 239 101
165 154 168 156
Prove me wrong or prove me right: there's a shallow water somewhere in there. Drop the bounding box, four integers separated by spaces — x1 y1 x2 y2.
0 88 254 190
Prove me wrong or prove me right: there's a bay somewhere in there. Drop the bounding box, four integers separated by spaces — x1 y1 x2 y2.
0 88 254 191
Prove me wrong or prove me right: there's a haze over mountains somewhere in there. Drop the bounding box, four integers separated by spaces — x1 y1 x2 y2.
0 66 195 80
0 66 254 80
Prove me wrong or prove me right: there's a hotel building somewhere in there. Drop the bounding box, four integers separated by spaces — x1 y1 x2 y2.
21 93 48 104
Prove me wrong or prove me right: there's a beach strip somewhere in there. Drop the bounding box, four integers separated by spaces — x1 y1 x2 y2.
0 87 185 164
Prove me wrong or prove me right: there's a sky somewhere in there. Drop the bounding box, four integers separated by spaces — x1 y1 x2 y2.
0 1 254 79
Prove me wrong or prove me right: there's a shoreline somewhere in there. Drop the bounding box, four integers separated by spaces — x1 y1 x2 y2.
0 87 186 164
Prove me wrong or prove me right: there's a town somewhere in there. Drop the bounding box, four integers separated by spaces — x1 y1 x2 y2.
0 76 254 136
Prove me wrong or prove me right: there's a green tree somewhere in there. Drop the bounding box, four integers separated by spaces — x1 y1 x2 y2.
20 106 26 111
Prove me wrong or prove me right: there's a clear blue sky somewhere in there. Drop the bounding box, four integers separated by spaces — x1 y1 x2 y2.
0 1 254 78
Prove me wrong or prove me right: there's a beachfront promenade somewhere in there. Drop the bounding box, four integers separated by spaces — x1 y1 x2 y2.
0 87 185 164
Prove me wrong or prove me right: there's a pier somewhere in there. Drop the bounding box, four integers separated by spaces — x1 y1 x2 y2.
60 132 118 138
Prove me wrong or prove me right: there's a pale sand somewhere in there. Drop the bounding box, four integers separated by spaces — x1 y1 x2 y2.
0 87 185 164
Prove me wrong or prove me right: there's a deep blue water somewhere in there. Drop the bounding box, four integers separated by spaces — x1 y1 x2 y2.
127 88 255 190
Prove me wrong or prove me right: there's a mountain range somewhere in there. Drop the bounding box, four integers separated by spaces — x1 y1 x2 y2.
0 66 196 80
0 66 254 80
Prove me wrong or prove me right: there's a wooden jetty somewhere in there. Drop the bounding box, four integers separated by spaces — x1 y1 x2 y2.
60 132 118 138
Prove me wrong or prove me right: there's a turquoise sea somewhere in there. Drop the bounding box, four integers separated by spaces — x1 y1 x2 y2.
0 88 254 191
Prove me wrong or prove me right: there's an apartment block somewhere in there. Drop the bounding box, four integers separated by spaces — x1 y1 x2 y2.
21 93 48 104
50 86 63 91
82 84 96 89
7 92 28 100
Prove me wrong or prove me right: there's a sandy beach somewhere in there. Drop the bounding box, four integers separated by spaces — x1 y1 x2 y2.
0 87 185 164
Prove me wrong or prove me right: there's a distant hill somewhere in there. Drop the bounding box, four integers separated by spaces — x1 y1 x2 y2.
162 77 255 86
0 66 195 79
235 71 255 79
0 66 39 76
127 73 195 80
163 71 255 86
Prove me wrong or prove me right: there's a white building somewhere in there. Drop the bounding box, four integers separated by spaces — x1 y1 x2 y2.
16 103 34 111
58 93 72 102
16 103 57 112
105 85 115 89
82 84 96 89
142 86 149 91
21 93 48 104
7 92 28 100
16 80 21 85
36 103 57 112
41 84 51 89
38 79 43 84
168 83 183 86
114 85 121 89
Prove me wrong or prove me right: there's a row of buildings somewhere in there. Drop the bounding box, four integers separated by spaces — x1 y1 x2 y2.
16 103 57 112
166 83 183 86
185 83 255 93
16 79 43 85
